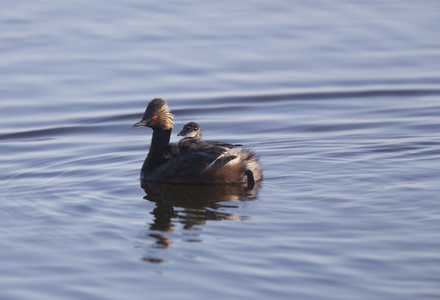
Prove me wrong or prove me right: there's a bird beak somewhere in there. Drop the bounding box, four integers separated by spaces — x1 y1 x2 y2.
132 120 147 127
177 129 187 136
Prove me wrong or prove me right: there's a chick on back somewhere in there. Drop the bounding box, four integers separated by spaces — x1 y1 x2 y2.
177 122 242 153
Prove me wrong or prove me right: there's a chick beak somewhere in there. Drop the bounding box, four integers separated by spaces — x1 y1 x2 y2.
132 120 147 127
177 129 187 136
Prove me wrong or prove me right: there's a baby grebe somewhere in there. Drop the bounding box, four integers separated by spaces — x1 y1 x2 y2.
177 121 242 153
178 122 202 139
133 98 262 186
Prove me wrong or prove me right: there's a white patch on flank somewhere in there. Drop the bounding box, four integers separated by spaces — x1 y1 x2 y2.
207 152 227 169
206 149 242 169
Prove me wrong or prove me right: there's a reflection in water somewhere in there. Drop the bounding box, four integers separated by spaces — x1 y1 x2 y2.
140 181 260 263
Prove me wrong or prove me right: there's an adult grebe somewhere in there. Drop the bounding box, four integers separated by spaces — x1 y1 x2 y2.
133 98 262 186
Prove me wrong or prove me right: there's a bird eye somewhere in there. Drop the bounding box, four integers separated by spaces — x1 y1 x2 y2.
152 115 157 120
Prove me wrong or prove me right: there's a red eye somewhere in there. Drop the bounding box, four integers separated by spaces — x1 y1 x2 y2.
152 115 157 120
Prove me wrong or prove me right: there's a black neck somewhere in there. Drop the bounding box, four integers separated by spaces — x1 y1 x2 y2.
143 128 172 173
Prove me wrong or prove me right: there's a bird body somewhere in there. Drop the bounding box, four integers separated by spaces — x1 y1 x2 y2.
133 98 262 187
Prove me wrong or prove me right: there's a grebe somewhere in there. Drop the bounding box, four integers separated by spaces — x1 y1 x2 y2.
133 98 262 186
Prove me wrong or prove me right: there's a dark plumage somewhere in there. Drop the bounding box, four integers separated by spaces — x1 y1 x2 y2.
162 143 180 159
133 98 262 187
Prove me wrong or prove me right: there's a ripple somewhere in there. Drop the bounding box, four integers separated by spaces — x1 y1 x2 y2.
1 0 440 299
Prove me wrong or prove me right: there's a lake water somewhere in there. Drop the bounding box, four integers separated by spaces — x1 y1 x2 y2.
1 1 439 299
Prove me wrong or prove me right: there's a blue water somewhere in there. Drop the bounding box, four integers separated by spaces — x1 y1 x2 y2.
1 1 440 299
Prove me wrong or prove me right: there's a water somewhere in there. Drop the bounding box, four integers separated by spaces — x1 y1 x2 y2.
1 1 440 299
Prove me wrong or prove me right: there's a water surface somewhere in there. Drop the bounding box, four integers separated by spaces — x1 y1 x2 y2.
1 1 440 299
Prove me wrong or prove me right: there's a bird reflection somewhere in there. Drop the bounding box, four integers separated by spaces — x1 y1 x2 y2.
140 181 260 263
